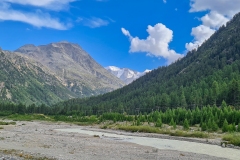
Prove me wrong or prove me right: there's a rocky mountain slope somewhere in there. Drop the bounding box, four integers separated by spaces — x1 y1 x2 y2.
105 66 151 84
15 41 124 97
0 49 76 105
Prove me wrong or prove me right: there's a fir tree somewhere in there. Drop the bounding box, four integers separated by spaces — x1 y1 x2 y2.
222 119 229 132
212 120 219 132
169 117 175 126
201 122 207 131
155 118 162 128
183 119 189 130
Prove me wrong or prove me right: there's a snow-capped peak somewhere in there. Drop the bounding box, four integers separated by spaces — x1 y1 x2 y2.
105 66 120 72
105 66 151 84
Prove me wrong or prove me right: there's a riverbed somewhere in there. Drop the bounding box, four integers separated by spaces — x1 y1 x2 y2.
0 121 236 159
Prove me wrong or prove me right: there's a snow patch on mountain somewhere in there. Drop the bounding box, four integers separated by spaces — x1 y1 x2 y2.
105 66 151 84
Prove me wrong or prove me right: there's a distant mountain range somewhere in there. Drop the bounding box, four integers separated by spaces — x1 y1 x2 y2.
105 66 151 84
0 41 124 105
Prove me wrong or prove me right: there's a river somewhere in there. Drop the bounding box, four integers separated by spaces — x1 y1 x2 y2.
56 128 240 160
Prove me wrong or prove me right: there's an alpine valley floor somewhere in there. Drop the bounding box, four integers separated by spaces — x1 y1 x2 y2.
0 121 235 160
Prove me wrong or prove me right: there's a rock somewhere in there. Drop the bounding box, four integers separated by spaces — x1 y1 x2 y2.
226 144 235 148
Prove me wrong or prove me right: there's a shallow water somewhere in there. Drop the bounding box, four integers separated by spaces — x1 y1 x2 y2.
56 128 239 160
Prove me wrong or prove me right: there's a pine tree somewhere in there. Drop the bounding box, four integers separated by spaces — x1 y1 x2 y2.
212 120 219 132
207 119 212 131
173 122 177 129
232 123 236 132
136 119 141 126
201 122 207 131
222 119 229 132
169 117 175 126
155 118 162 128
180 91 188 108
183 119 189 130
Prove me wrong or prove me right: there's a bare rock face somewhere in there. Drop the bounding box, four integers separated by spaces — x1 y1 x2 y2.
15 41 124 97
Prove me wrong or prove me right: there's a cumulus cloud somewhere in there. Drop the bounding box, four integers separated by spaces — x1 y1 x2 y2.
190 0 240 17
0 1 73 30
122 23 183 64
186 25 215 51
201 11 229 29
77 17 109 28
186 0 240 51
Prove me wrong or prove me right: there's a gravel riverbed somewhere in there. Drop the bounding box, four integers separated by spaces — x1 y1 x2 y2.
0 121 231 160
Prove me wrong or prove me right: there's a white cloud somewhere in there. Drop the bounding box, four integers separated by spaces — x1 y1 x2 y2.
201 11 229 29
0 8 68 30
77 17 109 28
2 0 75 10
122 23 183 64
190 0 240 17
186 25 215 51
186 0 240 51
0 1 72 30
121 28 132 38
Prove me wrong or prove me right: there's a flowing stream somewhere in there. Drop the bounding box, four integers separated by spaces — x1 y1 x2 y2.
56 128 240 160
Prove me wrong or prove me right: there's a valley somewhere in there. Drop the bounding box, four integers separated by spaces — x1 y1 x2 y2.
0 2 240 160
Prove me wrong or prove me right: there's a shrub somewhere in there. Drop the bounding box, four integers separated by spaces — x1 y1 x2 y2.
223 133 240 146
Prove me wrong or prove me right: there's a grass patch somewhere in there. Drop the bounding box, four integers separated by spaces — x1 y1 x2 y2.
7 114 51 121
222 133 240 146
118 125 164 134
117 125 209 138
0 121 16 125
170 130 208 138
0 127 3 129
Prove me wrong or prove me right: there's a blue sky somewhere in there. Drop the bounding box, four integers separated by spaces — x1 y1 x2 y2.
0 0 239 72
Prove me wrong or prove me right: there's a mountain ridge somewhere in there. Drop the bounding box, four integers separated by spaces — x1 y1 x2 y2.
105 66 151 84
0 41 124 105
15 41 124 97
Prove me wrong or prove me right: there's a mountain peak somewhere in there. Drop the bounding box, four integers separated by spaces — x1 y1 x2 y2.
15 44 37 53
57 41 70 44
105 66 150 84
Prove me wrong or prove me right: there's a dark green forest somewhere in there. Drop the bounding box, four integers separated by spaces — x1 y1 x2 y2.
53 13 240 114
1 101 240 134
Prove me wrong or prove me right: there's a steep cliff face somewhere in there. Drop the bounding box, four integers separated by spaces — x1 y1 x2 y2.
15 41 124 97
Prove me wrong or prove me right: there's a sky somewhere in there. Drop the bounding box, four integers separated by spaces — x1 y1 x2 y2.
0 0 240 72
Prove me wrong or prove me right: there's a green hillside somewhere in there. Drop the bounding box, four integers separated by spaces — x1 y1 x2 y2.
0 51 76 105
55 12 240 114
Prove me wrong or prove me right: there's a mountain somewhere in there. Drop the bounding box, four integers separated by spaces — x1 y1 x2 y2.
55 12 240 114
105 66 151 84
0 49 76 105
15 41 124 97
